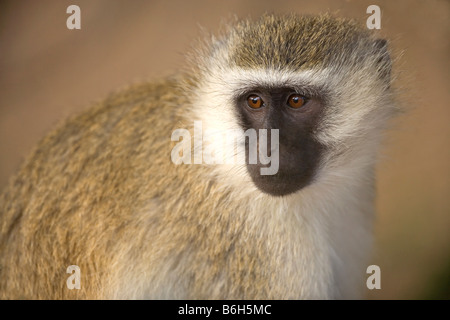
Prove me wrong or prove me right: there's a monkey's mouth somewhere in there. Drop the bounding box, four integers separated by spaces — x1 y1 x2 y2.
246 164 316 197
244 137 322 196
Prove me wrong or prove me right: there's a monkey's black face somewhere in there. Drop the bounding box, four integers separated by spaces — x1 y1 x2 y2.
236 87 324 196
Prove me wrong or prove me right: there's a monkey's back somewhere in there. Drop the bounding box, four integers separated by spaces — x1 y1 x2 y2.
0 79 184 299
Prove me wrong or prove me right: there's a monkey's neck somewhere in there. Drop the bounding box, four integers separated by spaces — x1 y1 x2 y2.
226 166 375 299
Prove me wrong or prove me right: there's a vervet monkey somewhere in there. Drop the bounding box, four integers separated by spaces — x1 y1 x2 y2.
0 14 396 299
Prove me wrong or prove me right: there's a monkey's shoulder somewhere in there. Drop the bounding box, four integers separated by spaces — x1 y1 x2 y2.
0 77 184 217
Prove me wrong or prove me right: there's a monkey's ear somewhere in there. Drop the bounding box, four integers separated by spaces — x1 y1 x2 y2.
373 39 391 86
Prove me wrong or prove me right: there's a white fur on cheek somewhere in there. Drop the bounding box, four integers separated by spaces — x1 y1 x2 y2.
190 67 332 189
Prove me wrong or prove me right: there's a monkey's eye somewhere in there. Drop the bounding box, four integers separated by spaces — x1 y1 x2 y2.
247 95 264 109
287 94 306 109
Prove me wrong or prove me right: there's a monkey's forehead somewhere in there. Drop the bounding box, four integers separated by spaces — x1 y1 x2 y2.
225 14 375 70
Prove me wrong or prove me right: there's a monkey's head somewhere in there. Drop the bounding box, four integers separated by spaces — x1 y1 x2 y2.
185 14 396 197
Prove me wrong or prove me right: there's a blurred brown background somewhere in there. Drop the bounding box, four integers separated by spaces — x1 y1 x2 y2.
0 0 449 299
